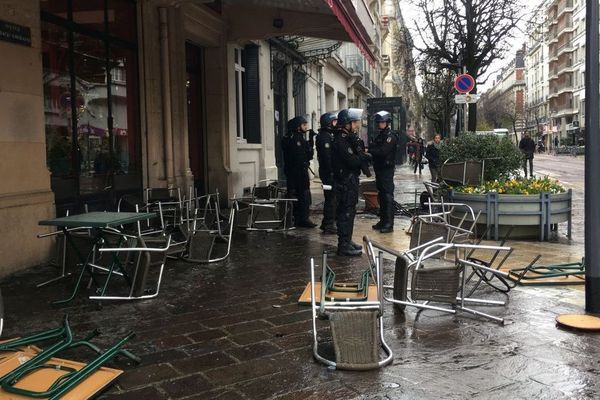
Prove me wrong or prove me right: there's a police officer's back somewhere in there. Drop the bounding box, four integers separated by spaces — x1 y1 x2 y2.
331 108 371 256
281 116 316 227
315 112 337 234
368 111 397 233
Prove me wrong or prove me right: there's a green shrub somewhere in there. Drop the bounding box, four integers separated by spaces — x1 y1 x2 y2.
439 133 522 181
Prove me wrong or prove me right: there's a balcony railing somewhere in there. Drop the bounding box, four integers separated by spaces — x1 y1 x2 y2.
557 0 574 16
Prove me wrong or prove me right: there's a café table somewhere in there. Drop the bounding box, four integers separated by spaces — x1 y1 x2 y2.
39 211 156 304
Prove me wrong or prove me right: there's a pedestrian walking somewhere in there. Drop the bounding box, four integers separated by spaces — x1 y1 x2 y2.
368 111 397 233
282 116 317 228
425 134 443 183
315 112 337 234
332 108 372 256
413 138 425 174
407 137 416 167
519 133 536 178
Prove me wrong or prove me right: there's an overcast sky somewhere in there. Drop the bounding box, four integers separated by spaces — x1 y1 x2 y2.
398 0 537 93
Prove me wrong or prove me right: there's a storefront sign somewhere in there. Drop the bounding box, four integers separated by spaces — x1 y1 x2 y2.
0 19 31 47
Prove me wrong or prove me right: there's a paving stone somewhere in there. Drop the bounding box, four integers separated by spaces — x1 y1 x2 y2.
171 351 238 374
187 328 228 343
159 374 214 398
117 363 179 390
100 386 165 400
226 341 281 361
229 329 272 345
204 357 282 386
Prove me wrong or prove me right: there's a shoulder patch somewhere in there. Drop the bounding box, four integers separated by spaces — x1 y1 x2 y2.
386 137 392 143
296 141 301 146
324 142 330 148
347 147 353 154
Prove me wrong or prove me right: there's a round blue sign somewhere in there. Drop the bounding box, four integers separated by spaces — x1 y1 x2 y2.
454 74 475 94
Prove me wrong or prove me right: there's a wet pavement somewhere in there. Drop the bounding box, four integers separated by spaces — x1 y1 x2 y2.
1 154 597 399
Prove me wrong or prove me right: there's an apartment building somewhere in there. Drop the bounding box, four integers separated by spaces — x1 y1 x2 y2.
525 0 551 143
485 49 527 136
547 0 586 143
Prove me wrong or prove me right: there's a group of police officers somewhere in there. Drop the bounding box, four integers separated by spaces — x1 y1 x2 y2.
282 109 397 257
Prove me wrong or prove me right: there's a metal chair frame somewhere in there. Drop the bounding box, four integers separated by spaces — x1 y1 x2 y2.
310 252 393 370
364 236 511 324
183 200 237 264
88 210 172 301
238 180 297 232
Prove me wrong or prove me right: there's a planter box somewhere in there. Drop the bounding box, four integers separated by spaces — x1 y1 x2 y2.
450 190 572 241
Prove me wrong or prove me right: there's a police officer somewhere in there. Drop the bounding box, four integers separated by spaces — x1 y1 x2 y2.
282 116 316 228
332 108 371 256
316 112 338 234
368 111 397 233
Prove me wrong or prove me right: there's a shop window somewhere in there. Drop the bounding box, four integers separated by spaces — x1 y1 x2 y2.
41 0 140 211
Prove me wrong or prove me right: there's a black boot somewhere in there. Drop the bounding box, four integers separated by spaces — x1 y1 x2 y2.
380 194 394 233
320 224 337 234
337 241 362 257
372 192 384 229
350 241 363 250
296 219 317 228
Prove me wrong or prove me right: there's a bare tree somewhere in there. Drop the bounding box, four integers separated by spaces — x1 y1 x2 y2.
419 58 456 137
408 0 525 132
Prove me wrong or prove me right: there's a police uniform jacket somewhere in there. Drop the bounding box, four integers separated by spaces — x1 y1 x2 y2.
331 129 363 181
369 128 397 170
281 131 313 183
315 127 335 185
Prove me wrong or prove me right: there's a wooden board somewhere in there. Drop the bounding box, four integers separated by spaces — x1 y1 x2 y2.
0 347 123 399
556 314 600 331
298 282 379 305
500 267 585 286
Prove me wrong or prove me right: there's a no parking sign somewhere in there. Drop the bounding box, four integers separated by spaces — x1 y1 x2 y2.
454 74 475 94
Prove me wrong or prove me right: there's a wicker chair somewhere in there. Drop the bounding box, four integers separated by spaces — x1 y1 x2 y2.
309 252 393 370
364 236 511 324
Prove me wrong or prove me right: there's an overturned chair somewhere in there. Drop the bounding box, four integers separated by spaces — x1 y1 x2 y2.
309 252 393 370
183 198 237 264
237 180 297 231
87 212 172 301
364 236 512 324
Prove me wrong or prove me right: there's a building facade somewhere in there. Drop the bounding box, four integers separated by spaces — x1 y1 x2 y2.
547 0 586 143
525 0 551 143
484 49 527 137
0 0 386 275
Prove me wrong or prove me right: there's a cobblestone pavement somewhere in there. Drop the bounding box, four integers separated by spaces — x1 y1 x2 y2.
1 154 597 399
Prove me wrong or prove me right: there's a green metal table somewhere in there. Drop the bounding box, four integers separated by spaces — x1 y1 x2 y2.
39 212 156 304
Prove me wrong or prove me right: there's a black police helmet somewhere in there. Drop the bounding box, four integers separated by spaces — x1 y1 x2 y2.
287 115 308 132
374 111 392 124
319 112 338 128
337 108 363 126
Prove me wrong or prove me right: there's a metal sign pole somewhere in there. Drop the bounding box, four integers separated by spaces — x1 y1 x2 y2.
585 0 600 314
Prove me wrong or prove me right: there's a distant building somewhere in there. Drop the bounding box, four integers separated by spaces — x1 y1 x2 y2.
525 0 551 145
547 0 585 144
485 48 527 137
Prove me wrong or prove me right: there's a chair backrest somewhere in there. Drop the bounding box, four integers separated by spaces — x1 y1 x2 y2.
410 219 449 255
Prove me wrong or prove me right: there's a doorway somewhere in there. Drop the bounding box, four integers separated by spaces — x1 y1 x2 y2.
186 42 207 195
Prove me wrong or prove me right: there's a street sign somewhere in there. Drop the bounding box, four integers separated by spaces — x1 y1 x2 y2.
454 74 476 94
455 94 480 104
